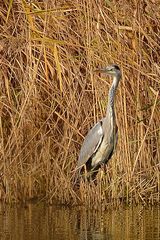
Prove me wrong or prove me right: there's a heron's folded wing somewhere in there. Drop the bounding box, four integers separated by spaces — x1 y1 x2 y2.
77 120 104 168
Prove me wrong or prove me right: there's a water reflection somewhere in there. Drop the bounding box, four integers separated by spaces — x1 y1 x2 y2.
0 203 159 240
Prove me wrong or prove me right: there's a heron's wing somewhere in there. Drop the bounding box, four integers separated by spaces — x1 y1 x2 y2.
77 120 104 168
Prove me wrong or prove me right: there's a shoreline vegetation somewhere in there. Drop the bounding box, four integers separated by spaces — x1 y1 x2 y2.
0 1 159 207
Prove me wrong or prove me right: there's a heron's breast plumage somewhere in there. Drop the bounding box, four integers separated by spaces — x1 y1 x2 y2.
91 139 111 167
91 116 117 168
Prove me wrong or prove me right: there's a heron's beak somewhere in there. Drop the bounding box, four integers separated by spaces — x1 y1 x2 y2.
94 68 106 73
94 67 110 74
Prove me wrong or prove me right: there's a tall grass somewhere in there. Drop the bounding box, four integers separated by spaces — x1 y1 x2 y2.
0 0 159 206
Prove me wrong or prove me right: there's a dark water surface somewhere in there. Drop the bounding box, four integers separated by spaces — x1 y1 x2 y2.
0 203 159 240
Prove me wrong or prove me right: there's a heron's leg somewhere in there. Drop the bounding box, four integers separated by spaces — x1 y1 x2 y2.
84 165 91 182
90 164 100 180
101 163 107 175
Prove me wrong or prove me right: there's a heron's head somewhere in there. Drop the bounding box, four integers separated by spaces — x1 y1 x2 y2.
95 64 121 78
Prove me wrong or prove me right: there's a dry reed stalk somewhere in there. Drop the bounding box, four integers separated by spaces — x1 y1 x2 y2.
0 0 159 207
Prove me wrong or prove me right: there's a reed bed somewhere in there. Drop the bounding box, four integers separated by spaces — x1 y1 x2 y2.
0 0 159 207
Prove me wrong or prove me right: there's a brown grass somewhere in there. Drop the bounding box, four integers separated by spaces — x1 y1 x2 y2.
0 0 159 207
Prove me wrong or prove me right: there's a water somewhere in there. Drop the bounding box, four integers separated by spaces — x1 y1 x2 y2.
0 203 159 240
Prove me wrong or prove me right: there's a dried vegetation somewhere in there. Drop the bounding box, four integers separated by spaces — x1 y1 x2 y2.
0 0 159 207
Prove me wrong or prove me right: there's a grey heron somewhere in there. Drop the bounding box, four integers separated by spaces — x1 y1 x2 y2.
77 64 121 179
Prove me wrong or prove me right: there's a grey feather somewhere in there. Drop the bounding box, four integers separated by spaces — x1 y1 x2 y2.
77 120 104 168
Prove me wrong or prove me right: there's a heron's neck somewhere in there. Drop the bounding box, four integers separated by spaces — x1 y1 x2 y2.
106 75 120 115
